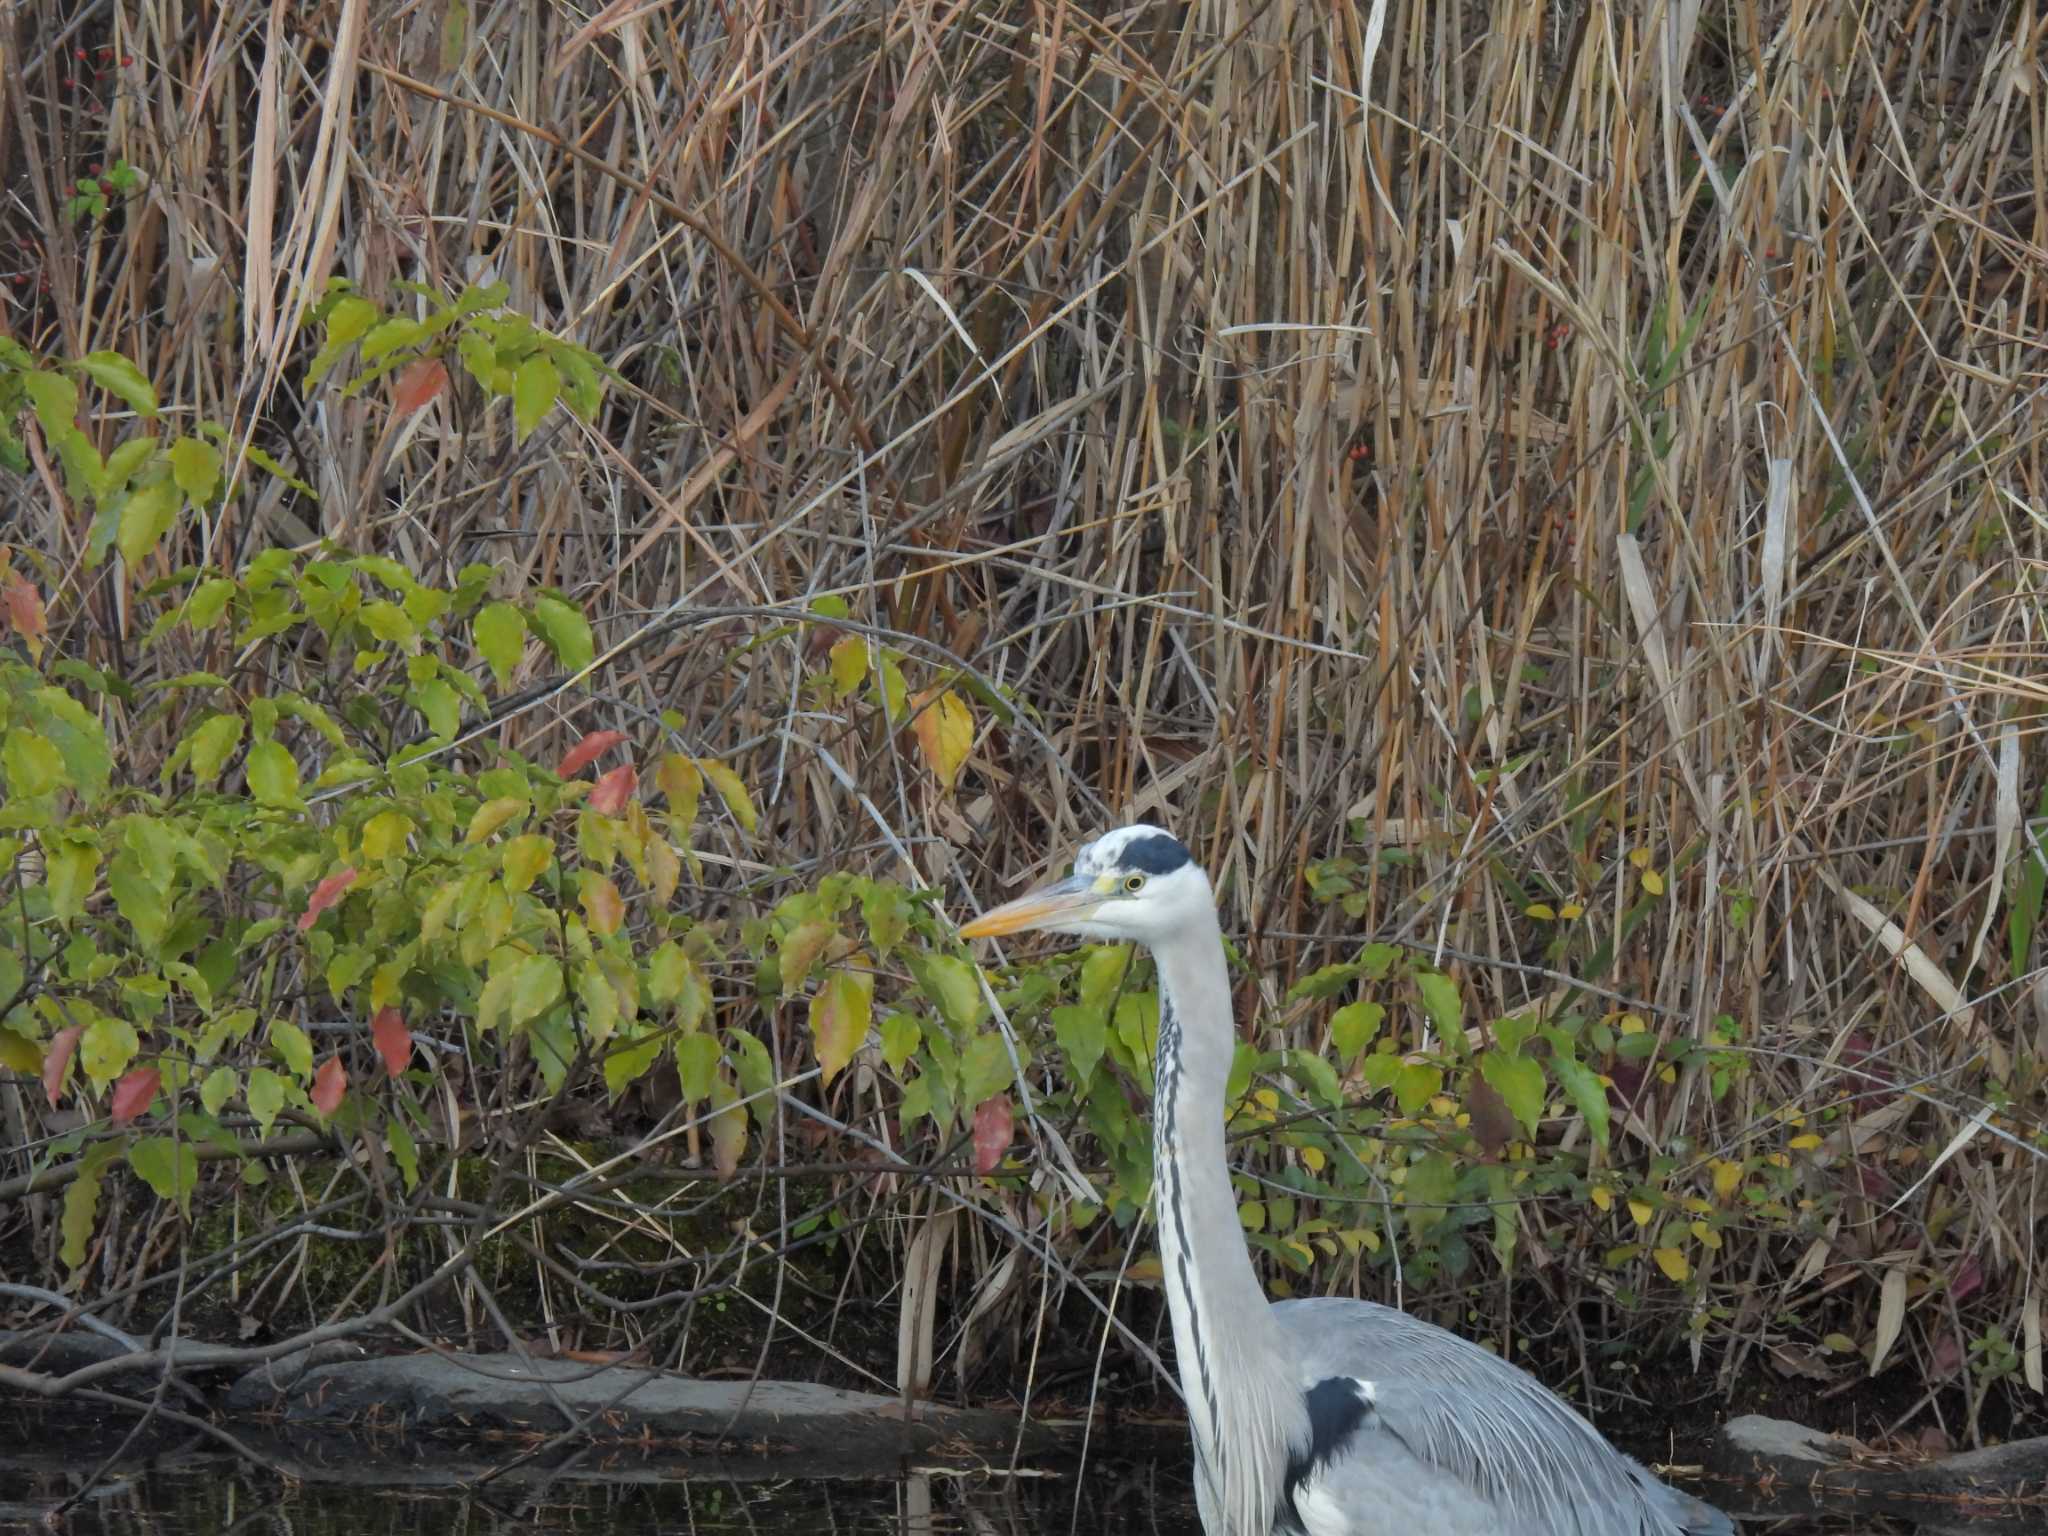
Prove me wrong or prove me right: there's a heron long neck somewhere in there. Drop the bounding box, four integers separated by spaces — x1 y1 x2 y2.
1151 915 1301 1534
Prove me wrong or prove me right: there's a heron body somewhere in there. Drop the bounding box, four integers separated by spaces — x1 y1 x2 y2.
961 825 1735 1536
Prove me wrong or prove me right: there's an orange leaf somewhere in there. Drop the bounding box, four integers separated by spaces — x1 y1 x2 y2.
43 1025 82 1108
808 964 874 1089
972 1093 1013 1174
588 762 637 816
393 357 449 415
3 571 47 661
580 872 625 936
299 867 359 931
371 1006 411 1079
311 1055 348 1118
910 687 973 790
111 1066 160 1126
558 730 627 777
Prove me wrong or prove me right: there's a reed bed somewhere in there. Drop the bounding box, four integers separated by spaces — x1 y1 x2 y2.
2 0 2043 1435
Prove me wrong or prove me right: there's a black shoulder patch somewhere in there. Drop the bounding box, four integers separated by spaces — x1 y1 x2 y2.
1122 832 1191 875
1281 1377 1373 1524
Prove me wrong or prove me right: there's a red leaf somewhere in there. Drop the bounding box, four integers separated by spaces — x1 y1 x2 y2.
1950 1254 1984 1304
371 1006 412 1079
3 571 47 660
558 730 627 777
588 762 638 815
393 357 448 415
311 1055 348 1117
43 1025 82 1108
111 1067 160 1126
299 866 359 931
971 1093 1013 1175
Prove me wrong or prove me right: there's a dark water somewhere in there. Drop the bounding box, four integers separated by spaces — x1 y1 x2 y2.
0 1428 1986 1534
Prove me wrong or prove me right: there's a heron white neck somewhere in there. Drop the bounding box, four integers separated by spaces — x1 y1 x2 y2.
1148 914 1300 1534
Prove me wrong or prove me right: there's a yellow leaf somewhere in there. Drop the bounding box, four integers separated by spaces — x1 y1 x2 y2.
1590 1184 1612 1212
645 831 679 905
466 796 527 844
0 1028 42 1075
808 963 873 1088
1710 1158 1743 1199
1523 902 1557 920
1788 1133 1823 1150
1629 847 1652 869
695 757 757 834
1627 1198 1653 1228
361 810 414 861
656 754 703 827
910 688 973 791
1652 1246 1692 1283
1618 1013 1646 1034
1641 869 1665 895
1690 1219 1722 1250
1298 1145 1326 1172
827 636 868 698
501 834 553 893
1558 901 1585 920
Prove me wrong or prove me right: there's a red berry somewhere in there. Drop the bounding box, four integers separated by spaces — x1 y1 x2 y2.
99 179 114 195
75 48 86 61
89 164 101 175
122 56 133 66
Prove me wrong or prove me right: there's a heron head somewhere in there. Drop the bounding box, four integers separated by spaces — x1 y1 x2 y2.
958 824 1214 946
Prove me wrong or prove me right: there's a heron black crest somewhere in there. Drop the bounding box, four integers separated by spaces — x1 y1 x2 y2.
1118 831 1192 875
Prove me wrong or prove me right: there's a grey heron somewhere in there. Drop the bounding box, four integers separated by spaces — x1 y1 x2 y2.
959 825 1735 1536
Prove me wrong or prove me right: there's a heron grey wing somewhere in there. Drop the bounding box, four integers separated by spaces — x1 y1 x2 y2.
1271 1298 1734 1536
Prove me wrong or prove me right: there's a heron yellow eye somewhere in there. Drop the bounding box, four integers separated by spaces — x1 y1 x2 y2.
1124 874 1147 894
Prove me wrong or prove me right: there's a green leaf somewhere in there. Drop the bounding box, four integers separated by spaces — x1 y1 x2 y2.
410 678 460 740
182 578 237 629
23 370 80 438
3 728 64 798
960 1032 1019 1107
473 601 526 688
527 595 593 673
695 758 757 834
478 952 564 1034
80 1014 140 1086
880 1013 922 1072
246 1066 287 1137
387 1115 419 1190
859 882 909 957
107 853 168 951
30 687 112 801
914 953 987 1033
61 1141 123 1274
200 1066 237 1116
128 1137 199 1215
808 966 873 1088
44 837 99 923
246 740 303 808
1393 1061 1442 1115
168 437 222 501
1478 1049 1546 1137
675 1031 720 1106
74 351 159 416
1330 1000 1385 1063
117 477 182 567
1288 961 1362 1001
1053 1004 1107 1085
184 714 244 786
1403 1149 1457 1237
1414 971 1463 1042
602 1032 662 1097
270 1018 314 1080
1078 944 1130 1011
729 1029 776 1129
1541 1027 1611 1150
512 354 560 442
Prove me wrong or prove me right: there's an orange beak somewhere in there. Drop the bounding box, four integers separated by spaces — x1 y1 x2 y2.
957 874 1106 939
